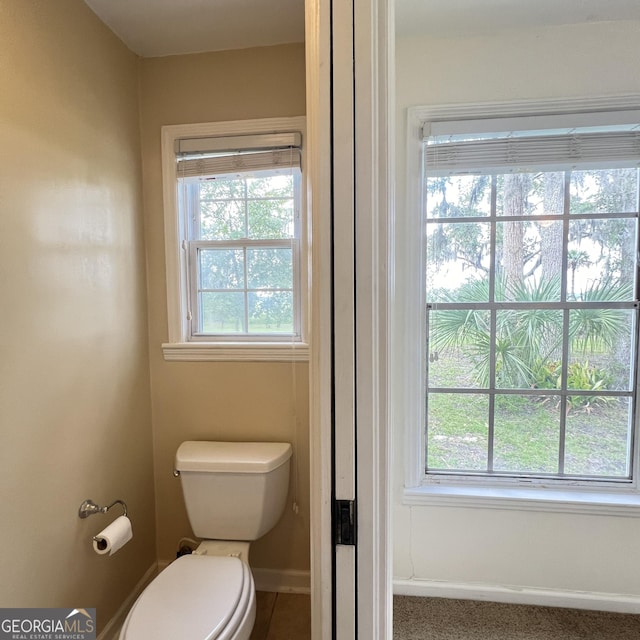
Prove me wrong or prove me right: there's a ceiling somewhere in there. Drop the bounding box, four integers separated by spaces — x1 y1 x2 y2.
84 0 640 58
84 0 305 57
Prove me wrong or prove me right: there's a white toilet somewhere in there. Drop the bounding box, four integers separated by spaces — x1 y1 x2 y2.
119 440 293 640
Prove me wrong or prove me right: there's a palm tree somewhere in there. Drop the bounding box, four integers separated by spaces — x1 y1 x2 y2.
429 276 629 389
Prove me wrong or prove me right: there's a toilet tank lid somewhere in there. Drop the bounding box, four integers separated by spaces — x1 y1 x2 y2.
176 441 292 473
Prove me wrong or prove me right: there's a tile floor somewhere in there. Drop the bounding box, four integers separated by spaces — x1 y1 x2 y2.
250 592 311 640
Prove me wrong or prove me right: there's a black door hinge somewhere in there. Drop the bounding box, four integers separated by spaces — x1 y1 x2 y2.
334 499 356 546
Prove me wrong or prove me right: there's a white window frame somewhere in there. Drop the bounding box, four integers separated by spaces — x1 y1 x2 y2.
161 117 309 362
400 96 640 515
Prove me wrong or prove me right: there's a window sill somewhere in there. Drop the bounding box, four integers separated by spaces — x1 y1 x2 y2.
403 483 640 517
162 342 309 362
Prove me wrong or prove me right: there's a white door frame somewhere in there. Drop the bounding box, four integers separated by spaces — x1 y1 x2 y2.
305 0 334 636
353 0 392 637
305 0 333 640
306 0 393 637
332 0 358 636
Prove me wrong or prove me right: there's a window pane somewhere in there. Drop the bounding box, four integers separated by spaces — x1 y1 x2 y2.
496 172 564 217
564 397 632 477
248 291 293 333
495 221 561 302
426 393 489 472
495 309 563 390
199 249 244 290
570 168 639 214
426 175 491 219
199 198 245 240
247 248 293 289
200 292 244 333
568 309 634 392
199 176 245 200
247 174 293 198
426 222 490 302
493 394 560 474
248 199 294 239
428 310 490 389
567 219 636 300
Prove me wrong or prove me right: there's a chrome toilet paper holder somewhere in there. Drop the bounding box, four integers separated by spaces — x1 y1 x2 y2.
78 498 128 519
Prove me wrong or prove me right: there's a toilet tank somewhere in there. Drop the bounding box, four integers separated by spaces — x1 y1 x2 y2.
175 441 292 541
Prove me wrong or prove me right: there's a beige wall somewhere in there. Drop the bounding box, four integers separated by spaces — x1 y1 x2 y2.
138 46 310 573
0 0 155 630
393 20 640 603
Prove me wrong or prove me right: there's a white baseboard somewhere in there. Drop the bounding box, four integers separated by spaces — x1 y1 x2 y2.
252 568 311 594
97 563 158 640
393 578 640 614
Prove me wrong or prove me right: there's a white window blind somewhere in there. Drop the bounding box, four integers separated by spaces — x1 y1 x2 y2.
424 111 640 175
176 132 302 178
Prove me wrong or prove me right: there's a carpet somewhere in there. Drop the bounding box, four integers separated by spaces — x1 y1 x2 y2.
393 597 640 640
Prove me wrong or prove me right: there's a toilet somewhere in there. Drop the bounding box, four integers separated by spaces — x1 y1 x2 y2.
119 441 293 640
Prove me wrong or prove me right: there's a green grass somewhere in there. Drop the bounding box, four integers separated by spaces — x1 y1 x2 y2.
427 393 489 471
427 349 631 477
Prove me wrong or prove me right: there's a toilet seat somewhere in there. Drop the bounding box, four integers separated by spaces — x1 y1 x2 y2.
119 554 255 640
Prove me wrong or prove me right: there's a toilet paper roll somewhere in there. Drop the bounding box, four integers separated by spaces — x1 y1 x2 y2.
93 515 133 556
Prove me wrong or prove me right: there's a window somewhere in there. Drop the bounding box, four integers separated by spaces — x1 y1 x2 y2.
161 117 308 361
409 101 640 493
179 140 301 339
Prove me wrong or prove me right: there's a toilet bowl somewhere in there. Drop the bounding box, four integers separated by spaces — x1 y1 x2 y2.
119 554 255 640
119 441 292 640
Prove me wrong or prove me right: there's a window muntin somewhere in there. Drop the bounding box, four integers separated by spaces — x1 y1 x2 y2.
181 167 301 340
424 164 639 483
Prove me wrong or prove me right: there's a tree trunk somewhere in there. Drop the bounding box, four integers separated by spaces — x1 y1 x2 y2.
502 173 530 298
613 168 638 387
539 171 564 286
538 172 565 360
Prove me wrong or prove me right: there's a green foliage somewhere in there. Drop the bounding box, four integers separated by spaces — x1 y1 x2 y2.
431 277 560 388
426 355 632 475
199 174 295 241
569 279 632 354
430 276 628 391
533 359 612 411
426 175 492 274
